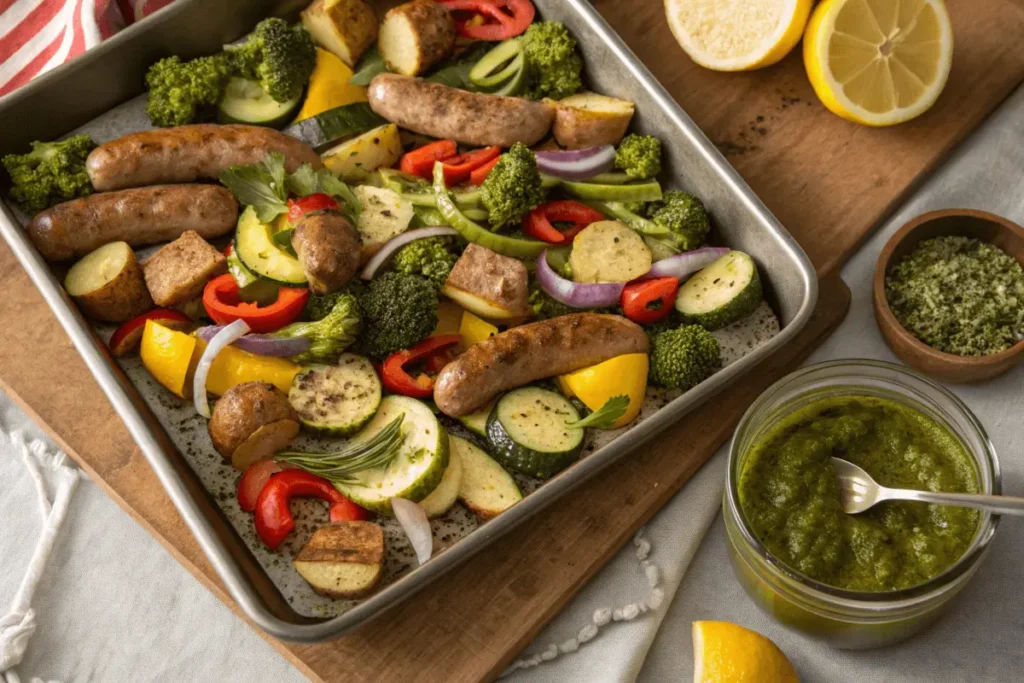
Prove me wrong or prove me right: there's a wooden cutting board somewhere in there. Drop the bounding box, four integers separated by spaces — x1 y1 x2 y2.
2 0 1023 681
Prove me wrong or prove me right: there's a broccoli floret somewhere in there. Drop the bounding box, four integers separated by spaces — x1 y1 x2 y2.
145 54 235 127
648 324 721 391
228 18 316 103
357 272 439 360
615 134 662 180
391 237 458 290
648 190 711 251
304 281 366 322
273 293 361 364
521 21 583 100
2 135 96 214
481 143 545 231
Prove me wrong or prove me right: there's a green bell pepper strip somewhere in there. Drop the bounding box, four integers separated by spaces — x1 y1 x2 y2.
560 179 663 203
432 162 547 259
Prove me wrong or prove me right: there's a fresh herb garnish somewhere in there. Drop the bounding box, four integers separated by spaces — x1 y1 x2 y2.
565 395 629 430
276 415 405 484
219 154 361 223
218 152 288 222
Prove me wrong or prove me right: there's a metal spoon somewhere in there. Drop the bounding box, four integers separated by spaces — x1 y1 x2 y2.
830 457 1024 516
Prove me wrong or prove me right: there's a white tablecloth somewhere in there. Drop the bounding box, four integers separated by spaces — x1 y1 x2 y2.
3 85 1024 683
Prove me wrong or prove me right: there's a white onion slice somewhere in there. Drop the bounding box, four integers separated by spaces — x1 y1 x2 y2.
642 247 731 280
193 318 250 418
359 227 458 281
536 249 624 308
392 497 432 566
534 145 616 181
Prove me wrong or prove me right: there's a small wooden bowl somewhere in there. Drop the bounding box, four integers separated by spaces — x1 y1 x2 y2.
873 208 1024 383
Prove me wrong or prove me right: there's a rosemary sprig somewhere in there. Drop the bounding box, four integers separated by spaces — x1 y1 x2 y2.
276 415 405 484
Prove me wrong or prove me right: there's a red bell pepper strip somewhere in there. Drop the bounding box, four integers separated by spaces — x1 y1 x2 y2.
202 273 309 334
439 0 535 41
254 469 369 550
381 335 462 398
287 193 339 222
621 277 680 325
400 139 458 178
468 155 501 185
108 308 192 357
522 201 607 244
238 459 282 513
440 146 501 185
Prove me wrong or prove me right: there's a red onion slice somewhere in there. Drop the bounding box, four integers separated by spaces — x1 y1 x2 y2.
193 319 250 418
195 326 311 358
391 498 432 565
534 145 615 181
360 226 459 281
536 249 624 308
642 247 731 280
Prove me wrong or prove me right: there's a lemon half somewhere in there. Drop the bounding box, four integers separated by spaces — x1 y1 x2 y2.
665 0 813 71
692 621 798 683
804 0 953 126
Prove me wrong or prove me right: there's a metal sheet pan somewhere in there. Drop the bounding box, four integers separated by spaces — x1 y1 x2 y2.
0 0 817 642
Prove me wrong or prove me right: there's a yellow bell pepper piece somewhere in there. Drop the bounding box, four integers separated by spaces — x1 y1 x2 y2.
194 338 300 396
558 353 649 429
432 300 465 338
294 48 368 122
459 310 499 349
140 321 199 399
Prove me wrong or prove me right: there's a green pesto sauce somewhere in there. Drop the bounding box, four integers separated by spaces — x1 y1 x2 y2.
738 395 979 592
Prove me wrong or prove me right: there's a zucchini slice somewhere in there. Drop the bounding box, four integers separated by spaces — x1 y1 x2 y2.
486 387 584 479
675 250 762 330
217 77 301 128
419 438 463 518
453 435 522 520
335 396 449 514
457 400 495 438
288 354 381 436
235 206 307 285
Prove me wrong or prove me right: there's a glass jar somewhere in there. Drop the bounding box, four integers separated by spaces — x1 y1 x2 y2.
723 360 1000 649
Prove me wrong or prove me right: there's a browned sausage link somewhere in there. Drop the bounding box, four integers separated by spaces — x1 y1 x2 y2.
291 210 362 295
433 313 650 417
367 73 555 147
86 124 323 191
28 185 238 261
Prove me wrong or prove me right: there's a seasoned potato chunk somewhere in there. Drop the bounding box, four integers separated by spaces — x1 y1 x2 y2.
378 0 455 76
142 230 226 307
65 241 153 322
293 522 385 598
442 244 533 321
301 0 378 67
553 92 636 149
569 220 652 283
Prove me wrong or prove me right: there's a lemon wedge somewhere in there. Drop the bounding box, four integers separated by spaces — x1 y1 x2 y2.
692 621 798 683
804 0 953 126
664 0 813 71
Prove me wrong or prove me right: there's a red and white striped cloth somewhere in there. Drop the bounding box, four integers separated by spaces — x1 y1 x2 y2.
0 0 175 97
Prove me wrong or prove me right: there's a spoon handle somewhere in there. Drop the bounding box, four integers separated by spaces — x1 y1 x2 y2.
889 489 1024 516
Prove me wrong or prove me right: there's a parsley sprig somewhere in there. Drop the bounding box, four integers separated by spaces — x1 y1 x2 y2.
566 395 630 430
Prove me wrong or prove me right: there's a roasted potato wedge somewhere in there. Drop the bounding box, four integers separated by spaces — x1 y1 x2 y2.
142 230 227 307
569 221 652 283
293 522 385 598
553 92 636 149
322 124 404 182
442 244 532 321
378 0 455 76
208 382 299 470
451 435 522 520
353 185 415 251
301 0 377 67
64 241 153 323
